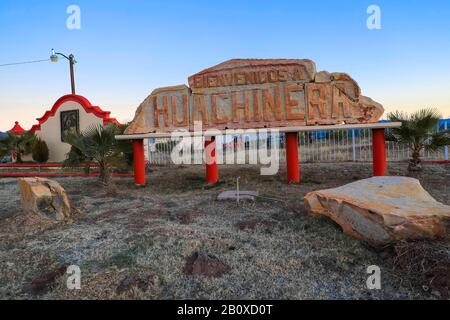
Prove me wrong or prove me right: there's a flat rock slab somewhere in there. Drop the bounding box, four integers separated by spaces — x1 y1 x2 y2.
304 177 450 245
18 177 71 221
217 190 259 201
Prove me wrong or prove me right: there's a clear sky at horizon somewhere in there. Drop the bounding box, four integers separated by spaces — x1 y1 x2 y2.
1 0 450 130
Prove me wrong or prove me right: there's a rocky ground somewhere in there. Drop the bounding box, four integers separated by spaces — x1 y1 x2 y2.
0 162 449 300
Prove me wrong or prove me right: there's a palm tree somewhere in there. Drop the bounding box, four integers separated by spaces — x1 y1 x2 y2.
387 108 450 171
0 131 36 163
63 124 130 186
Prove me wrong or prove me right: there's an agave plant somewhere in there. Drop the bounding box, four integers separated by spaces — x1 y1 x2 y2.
0 131 36 163
387 108 450 171
63 124 130 186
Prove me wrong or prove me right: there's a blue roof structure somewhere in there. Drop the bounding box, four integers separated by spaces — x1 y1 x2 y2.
439 118 450 131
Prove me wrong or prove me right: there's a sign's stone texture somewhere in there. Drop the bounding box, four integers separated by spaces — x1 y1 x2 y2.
188 58 316 90
18 177 71 221
126 85 190 135
331 72 361 100
125 59 384 134
304 177 450 245
314 71 332 83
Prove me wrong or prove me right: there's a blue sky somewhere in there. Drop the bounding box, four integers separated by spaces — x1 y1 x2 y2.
1 0 450 130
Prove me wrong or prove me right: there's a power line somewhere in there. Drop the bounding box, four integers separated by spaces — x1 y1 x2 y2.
0 58 50 68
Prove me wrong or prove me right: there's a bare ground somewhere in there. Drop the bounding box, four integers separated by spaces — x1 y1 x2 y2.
0 162 449 300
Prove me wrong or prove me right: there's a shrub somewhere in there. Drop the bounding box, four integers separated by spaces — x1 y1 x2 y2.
32 138 49 163
0 131 36 163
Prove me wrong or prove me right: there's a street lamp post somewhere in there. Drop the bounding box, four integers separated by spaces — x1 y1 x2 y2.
50 49 77 94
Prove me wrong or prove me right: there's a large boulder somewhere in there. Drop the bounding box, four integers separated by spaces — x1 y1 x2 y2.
304 177 450 245
18 177 71 221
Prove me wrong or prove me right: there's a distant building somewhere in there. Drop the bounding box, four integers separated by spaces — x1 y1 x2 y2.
9 121 26 135
26 94 120 162
4 94 151 164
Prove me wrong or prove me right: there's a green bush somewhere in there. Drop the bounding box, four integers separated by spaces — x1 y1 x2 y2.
0 131 36 163
32 138 49 163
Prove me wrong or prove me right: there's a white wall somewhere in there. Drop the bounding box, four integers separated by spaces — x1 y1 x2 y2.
36 101 103 162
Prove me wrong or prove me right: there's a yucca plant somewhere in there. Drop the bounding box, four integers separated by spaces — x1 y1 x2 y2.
387 108 450 171
63 124 129 186
0 131 36 163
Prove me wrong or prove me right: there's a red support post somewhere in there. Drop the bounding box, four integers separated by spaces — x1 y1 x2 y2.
205 137 219 184
286 132 300 183
372 128 387 176
133 139 146 186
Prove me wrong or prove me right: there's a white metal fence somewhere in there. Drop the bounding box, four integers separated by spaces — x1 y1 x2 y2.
147 126 449 166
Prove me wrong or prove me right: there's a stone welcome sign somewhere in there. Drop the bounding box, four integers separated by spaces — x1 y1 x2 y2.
125 59 384 134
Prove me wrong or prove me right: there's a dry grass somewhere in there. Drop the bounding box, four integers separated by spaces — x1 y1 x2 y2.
0 162 449 300
392 239 450 299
